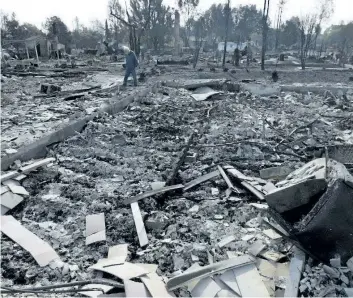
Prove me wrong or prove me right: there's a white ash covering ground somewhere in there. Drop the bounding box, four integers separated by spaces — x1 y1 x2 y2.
1 66 353 297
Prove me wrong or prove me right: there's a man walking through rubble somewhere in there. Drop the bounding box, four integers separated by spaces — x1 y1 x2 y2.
123 46 138 87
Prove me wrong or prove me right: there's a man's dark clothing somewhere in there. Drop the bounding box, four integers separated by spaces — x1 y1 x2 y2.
123 51 138 86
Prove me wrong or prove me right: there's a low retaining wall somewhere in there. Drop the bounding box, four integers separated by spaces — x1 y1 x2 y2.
280 85 353 95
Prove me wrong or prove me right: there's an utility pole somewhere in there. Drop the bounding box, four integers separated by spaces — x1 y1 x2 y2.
222 0 231 68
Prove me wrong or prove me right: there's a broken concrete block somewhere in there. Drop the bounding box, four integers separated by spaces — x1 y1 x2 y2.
145 213 168 231
260 166 293 180
40 83 61 94
185 153 197 163
151 181 166 190
218 235 236 248
340 273 349 285
265 179 327 213
280 158 326 185
344 288 353 297
224 82 240 93
323 265 340 278
211 188 219 196
346 257 353 272
262 182 277 194
326 144 353 165
330 256 341 268
188 205 200 213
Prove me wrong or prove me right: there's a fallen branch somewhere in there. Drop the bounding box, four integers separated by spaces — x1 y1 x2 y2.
63 93 85 101
224 165 265 200
163 79 228 90
276 117 320 148
124 184 184 205
33 85 101 99
320 113 352 119
184 170 220 191
217 165 242 194
195 141 269 148
166 131 196 185
206 104 219 118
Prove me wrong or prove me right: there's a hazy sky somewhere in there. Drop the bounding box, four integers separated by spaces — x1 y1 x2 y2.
1 0 352 31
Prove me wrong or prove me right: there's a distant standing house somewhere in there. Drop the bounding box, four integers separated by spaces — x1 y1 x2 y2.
2 36 66 60
217 42 244 53
24 36 52 59
217 41 259 53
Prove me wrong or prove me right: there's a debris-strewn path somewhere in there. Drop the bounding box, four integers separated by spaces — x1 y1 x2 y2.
1 64 353 297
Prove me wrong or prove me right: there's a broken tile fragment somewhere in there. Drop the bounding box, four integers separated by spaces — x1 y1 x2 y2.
233 263 270 297
219 270 241 296
248 240 266 256
141 276 173 297
241 234 254 242
263 229 282 240
124 280 150 297
190 277 221 297
218 235 236 248
260 250 286 262
7 184 29 196
151 181 166 190
1 192 24 214
131 202 148 247
108 244 128 260
85 213 106 245
0 216 60 266
346 257 353 272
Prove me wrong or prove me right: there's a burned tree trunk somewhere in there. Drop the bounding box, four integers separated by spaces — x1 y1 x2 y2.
261 0 270 71
174 10 181 56
222 0 231 68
